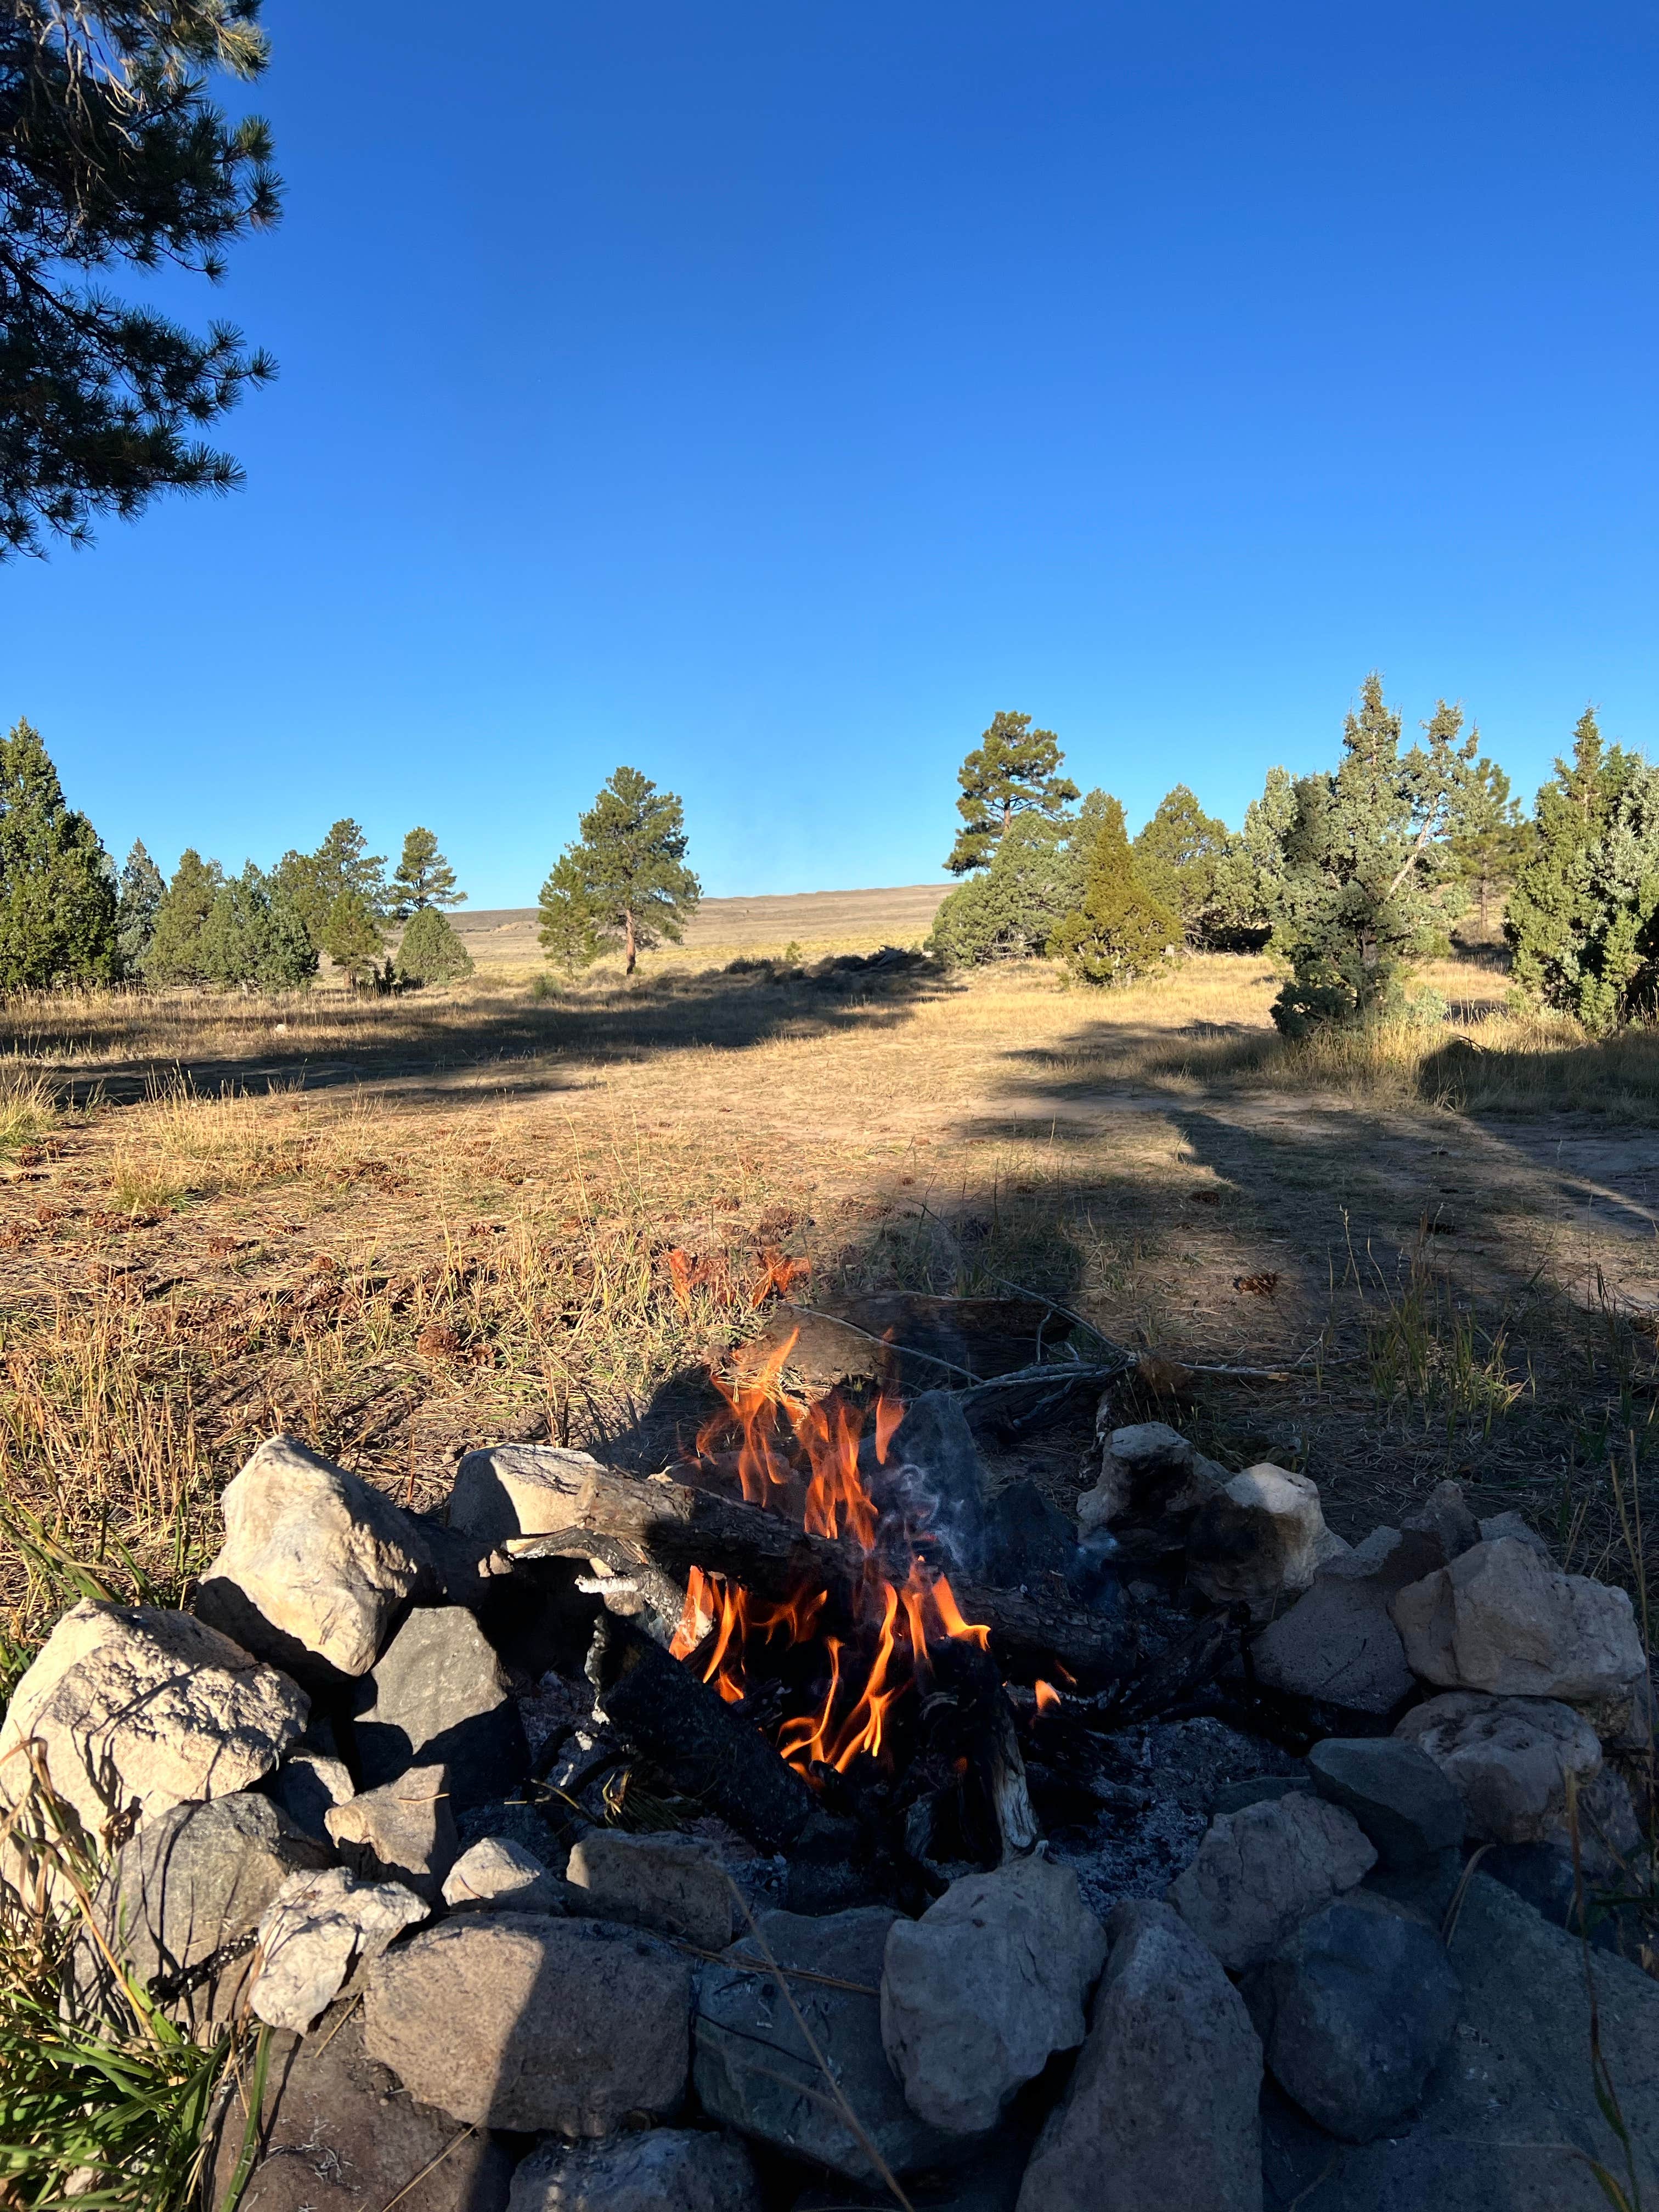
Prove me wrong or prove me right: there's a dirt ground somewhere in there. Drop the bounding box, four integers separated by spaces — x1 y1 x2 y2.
2 929 1658 1658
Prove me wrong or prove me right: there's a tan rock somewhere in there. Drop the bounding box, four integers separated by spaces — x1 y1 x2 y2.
1391 1538 1647 1705
196 1436 431 1680
1187 1465 1350 1619
250 1865 429 2033
565 1829 731 1949
1169 1793 1376 1972
1394 1691 1602 1844
0 1601 307 1849
449 1443 603 1549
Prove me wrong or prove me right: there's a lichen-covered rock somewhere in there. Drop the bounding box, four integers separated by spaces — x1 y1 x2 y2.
1169 1792 1376 1972
1186 1465 1350 1618
196 1436 432 1680
1017 1899 1262 2212
881 1854 1106 2134
249 1866 428 2033
1391 1537 1646 1706
1393 1691 1604 1844
363 1914 692 2133
0 1601 307 1848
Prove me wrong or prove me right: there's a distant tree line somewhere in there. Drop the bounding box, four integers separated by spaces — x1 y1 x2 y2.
0 718 473 993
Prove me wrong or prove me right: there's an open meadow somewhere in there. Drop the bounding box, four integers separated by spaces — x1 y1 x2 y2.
3 888 1659 1680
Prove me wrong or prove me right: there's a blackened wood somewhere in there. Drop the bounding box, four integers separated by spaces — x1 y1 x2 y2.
586 1614 820 1854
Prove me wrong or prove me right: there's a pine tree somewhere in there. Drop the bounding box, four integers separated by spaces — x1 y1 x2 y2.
391 828 465 918
945 712 1080 874
1505 709 1638 1011
320 888 384 985
273 820 387 950
1131 785 1231 945
929 793 1111 967
143 849 223 981
538 767 700 977
1449 754 1530 931
199 864 315 989
115 839 165 977
1267 678 1479 1037
0 2 281 557
0 719 118 986
1051 797 1179 985
1209 766 1298 944
394 905 473 986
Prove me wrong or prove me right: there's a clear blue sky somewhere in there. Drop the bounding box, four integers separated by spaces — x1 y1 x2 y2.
2 1 1654 904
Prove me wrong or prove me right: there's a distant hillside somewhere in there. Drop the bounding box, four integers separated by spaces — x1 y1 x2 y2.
454 883 951 961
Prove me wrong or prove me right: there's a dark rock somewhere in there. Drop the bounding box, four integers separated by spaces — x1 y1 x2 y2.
1308 1738 1465 1869
1362 1848 1463 1926
1249 1550 1416 1719
1262 1874 1659 2207
695 1906 963 2181
507 2129 762 2212
1209 1774 1312 1818
456 1795 570 1864
350 1605 528 1809
1402 1480 1480 1562
1482 1839 1654 1962
880 1392 988 1571
207 1999 514 2212
269 1748 354 1843
980 1479 1075 1590
1245 1892 1460 2145
325 1764 458 1904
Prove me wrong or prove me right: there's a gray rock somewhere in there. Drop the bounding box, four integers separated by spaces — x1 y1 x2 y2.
1244 1891 1461 2143
69 1791 329 2030
450 1443 606 1549
1249 1570 1415 1717
443 1835 565 1912
1401 1480 1480 1562
1076 1421 1227 1546
1169 1792 1378 1971
1187 1465 1351 1620
695 1906 961 2182
1307 1737 1465 1869
325 1763 458 1903
249 1865 429 2033
351 1605 527 1810
1394 1692 1603 1844
1477 1510 1552 1561
206 1998 513 2212
270 1748 354 1843
507 2131 763 2212
566 1830 731 1949
881 1855 1106 2134
197 1436 432 1680
1262 1874 1659 2208
1391 1537 1647 1706
1210 1774 1312 1818
364 1912 692 2132
0 1601 308 1851
883 1392 987 1569
1017 1898 1262 2212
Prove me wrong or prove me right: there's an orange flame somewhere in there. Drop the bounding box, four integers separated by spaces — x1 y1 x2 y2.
698 1332 804 1504
873 1392 904 1465
1034 1678 1062 1713
930 1571 992 1650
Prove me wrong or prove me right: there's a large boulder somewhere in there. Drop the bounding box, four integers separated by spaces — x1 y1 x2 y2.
1187 1466 1350 1619
449 1443 604 1549
349 1605 527 1809
363 1913 692 2133
1306 1738 1465 1869
695 1906 961 2182
1244 1891 1462 2143
0 1601 307 1850
1394 1692 1602 1845
1169 1792 1377 1972
1016 1898 1262 2212
1262 1874 1659 2209
506 2131 763 2212
325 1764 458 1903
1391 1537 1646 1706
207 1998 513 2212
249 1866 429 2033
881 1854 1107 2134
69 1792 329 2030
196 1437 432 1680
566 1830 732 1950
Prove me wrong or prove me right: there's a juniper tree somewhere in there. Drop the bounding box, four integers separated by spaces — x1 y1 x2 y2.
320 887 383 985
143 848 222 980
945 712 1080 874
1051 796 1178 986
0 718 117 985
273 820 387 950
0 0 281 557
391 827 464 918
1131 785 1231 946
394 905 473 986
1267 678 1479 1037
199 862 315 989
538 766 699 977
929 792 1110 966
1208 765 1298 944
115 838 164 975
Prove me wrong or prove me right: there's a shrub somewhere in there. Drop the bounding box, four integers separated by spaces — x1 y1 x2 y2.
395 906 474 986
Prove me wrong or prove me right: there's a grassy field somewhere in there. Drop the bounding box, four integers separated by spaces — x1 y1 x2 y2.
3 913 1659 1676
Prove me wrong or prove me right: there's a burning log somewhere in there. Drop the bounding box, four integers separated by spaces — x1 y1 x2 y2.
513 1464 1135 1689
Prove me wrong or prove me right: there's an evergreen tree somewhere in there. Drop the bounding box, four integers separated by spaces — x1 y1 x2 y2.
273 820 387 950
1051 797 1179 985
929 793 1110 966
1209 765 1298 944
115 839 165 976
1131 785 1231 945
1267 678 1479 1037
945 712 1080 874
320 887 384 985
143 849 223 981
391 827 465 918
199 863 315 989
395 905 474 986
0 1 281 558
0 719 118 986
538 767 700 977
1450 753 1530 930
